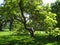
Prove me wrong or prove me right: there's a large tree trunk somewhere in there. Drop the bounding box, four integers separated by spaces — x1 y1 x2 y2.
19 0 34 37
26 27 34 37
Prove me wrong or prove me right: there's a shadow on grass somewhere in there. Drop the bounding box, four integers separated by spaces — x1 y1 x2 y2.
34 35 60 45
0 34 60 45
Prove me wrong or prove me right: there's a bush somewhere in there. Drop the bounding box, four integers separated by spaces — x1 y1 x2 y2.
49 28 60 37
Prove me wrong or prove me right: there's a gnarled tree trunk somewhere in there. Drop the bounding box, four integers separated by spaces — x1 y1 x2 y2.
19 0 34 37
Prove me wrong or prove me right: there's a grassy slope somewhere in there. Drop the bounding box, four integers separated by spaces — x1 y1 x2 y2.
0 31 60 45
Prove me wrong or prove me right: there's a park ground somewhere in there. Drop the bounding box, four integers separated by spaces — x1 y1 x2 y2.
0 31 60 45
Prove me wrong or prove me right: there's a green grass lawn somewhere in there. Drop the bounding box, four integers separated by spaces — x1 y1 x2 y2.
0 31 60 45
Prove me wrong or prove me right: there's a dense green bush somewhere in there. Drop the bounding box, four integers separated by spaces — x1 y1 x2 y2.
48 28 60 37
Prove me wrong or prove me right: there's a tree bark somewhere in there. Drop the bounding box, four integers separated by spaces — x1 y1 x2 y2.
0 23 3 31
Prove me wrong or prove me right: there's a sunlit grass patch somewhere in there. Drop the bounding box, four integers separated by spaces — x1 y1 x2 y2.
0 31 60 45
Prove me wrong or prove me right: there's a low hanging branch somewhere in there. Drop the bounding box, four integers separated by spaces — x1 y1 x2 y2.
14 15 23 23
19 0 35 37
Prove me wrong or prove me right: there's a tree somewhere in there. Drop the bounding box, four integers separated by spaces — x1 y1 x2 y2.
51 0 60 27
0 0 57 37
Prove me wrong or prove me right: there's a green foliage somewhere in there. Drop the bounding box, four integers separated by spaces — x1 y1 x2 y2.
44 12 57 30
0 0 19 20
0 0 57 31
50 0 60 37
22 0 57 31
51 0 60 27
50 28 60 37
